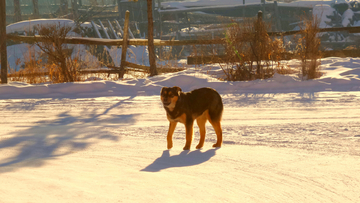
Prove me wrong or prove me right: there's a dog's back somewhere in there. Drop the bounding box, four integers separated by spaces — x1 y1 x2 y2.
181 87 223 122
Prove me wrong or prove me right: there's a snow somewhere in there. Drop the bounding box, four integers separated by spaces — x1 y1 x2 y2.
6 18 97 34
160 0 335 12
342 8 355 26
1 56 360 202
313 4 335 28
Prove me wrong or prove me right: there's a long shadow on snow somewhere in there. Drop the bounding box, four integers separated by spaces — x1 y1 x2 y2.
0 97 137 173
141 149 218 172
224 92 317 108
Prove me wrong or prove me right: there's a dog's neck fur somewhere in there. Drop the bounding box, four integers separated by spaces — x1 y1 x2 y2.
165 93 184 119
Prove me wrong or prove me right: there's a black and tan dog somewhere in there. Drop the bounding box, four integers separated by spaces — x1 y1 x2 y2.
160 86 223 150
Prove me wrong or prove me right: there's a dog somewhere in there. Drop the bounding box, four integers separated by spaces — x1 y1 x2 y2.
160 86 223 150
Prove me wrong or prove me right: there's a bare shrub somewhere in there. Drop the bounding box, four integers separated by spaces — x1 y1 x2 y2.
9 45 48 84
35 24 81 83
295 17 321 80
222 15 285 81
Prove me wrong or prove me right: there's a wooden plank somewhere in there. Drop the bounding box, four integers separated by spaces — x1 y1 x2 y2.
124 61 150 70
0 0 7 83
119 10 130 78
7 35 225 46
268 26 360 36
321 49 360 58
187 50 360 65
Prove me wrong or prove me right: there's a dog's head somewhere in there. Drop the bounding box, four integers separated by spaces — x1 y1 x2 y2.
160 86 182 109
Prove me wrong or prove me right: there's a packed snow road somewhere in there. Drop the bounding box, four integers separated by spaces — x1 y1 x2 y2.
0 90 359 202
1 57 360 202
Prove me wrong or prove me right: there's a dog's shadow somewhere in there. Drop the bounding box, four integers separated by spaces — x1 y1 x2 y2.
141 148 218 172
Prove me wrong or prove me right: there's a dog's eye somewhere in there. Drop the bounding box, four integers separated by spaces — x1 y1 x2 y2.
168 94 173 97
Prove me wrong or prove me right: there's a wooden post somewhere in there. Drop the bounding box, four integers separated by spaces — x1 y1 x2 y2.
60 0 69 16
147 0 158 76
14 0 22 22
119 10 130 78
117 0 122 19
158 0 162 37
72 0 79 20
258 10 263 21
32 0 40 18
185 12 190 34
0 0 8 83
274 1 282 31
242 0 245 19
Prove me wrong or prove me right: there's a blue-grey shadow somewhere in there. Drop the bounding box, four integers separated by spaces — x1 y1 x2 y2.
141 149 218 172
0 97 137 173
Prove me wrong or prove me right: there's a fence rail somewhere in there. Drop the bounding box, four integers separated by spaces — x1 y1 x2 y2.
2 11 360 80
7 26 360 47
187 50 360 65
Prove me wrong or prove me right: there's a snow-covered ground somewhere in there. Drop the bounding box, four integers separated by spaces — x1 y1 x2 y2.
1 57 360 202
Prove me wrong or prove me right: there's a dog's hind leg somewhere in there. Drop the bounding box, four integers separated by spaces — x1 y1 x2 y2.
183 119 194 150
209 119 222 148
196 112 208 149
167 121 177 149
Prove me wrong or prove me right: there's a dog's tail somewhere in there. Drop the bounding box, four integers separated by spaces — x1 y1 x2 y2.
208 91 223 123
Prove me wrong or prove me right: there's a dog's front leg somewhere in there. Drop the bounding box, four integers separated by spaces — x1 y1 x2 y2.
183 119 194 150
167 121 177 149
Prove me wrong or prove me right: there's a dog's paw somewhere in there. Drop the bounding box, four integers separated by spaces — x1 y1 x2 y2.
167 144 173 149
183 146 190 150
212 143 221 148
195 144 203 149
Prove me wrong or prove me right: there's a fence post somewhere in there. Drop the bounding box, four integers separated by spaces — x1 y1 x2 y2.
32 0 40 18
257 10 263 21
274 1 282 31
14 0 21 22
0 0 8 84
119 10 130 78
147 0 158 76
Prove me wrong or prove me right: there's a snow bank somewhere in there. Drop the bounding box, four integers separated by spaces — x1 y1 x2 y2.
6 19 75 34
1 57 360 99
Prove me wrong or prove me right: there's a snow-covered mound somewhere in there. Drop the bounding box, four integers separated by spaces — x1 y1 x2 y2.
6 18 96 34
1 57 359 99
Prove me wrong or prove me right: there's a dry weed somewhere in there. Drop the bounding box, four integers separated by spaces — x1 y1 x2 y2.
295 16 322 80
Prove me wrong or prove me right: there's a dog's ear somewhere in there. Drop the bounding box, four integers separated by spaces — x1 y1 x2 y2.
160 87 166 94
174 86 182 96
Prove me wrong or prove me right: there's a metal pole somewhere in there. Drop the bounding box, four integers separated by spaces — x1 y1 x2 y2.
0 0 8 83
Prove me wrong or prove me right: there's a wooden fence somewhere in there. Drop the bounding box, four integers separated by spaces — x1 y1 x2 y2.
2 11 360 81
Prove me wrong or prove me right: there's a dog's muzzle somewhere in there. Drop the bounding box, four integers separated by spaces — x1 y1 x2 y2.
162 101 171 106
